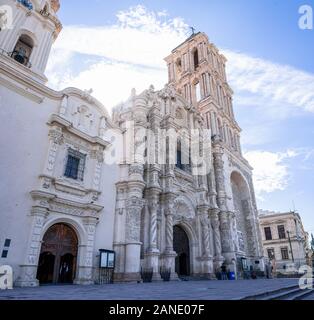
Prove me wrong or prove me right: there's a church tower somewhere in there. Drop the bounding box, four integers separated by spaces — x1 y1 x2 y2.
165 32 265 272
0 0 62 83
164 32 242 156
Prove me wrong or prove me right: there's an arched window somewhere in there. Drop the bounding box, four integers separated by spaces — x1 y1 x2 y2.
176 140 183 170
176 140 191 173
193 49 199 70
217 119 223 139
195 82 201 102
176 57 182 73
11 34 34 67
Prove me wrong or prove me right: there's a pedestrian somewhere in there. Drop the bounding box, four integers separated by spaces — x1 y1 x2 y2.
221 264 228 280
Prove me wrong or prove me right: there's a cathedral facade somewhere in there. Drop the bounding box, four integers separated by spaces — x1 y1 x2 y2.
0 0 264 287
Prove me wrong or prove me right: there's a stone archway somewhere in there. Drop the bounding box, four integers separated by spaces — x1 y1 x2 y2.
37 223 78 285
230 171 253 256
173 225 190 276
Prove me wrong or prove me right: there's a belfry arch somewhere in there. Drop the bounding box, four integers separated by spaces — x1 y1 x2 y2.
230 171 252 255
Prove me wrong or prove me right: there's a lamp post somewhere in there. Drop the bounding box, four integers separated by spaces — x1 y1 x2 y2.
287 230 295 263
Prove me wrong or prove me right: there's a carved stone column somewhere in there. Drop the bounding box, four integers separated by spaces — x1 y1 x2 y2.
198 206 214 278
212 143 227 212
149 200 159 251
213 140 236 266
124 197 145 282
220 211 236 265
163 196 179 281
145 196 162 281
210 209 225 271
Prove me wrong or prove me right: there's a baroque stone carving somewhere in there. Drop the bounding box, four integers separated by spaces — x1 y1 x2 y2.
200 216 211 256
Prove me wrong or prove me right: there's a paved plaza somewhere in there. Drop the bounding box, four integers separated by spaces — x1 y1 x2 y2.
0 279 307 300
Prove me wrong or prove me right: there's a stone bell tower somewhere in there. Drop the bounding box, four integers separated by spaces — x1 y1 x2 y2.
165 32 265 273
164 32 242 154
0 0 62 83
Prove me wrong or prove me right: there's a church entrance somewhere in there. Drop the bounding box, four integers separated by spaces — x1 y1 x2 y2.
37 223 78 285
173 225 190 276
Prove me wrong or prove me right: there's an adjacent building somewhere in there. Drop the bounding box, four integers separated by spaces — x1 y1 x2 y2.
259 210 310 274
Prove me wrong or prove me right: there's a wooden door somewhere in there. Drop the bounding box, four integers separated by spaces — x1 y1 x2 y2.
37 223 78 284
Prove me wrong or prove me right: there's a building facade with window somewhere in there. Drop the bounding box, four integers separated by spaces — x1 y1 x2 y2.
0 0 119 287
259 210 310 274
0 0 264 286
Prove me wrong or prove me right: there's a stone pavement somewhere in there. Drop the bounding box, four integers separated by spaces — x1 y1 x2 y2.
0 279 306 300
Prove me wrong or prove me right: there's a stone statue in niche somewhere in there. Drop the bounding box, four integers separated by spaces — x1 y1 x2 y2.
175 108 184 120
238 231 245 252
73 105 94 132
60 95 68 116
99 117 107 138
231 212 239 252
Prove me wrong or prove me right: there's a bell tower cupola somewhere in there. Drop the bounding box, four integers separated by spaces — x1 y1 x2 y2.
165 32 243 156
0 0 62 83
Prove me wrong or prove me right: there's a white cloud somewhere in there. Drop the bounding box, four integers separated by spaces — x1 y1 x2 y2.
244 150 298 199
46 5 314 116
46 5 189 109
223 50 314 113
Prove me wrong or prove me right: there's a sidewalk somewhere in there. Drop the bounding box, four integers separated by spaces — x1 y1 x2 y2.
0 279 302 300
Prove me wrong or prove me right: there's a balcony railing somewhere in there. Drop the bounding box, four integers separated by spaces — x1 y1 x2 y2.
17 0 33 11
0 48 32 68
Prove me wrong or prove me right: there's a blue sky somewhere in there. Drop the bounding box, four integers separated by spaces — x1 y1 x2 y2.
47 1 314 234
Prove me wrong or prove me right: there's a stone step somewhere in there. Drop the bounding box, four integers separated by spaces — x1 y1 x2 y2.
268 287 309 300
241 285 300 300
178 276 210 281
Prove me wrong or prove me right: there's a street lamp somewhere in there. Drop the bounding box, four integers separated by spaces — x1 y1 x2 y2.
287 230 295 263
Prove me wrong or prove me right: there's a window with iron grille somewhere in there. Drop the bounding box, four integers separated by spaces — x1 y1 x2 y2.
264 227 272 240
64 149 86 181
267 248 275 260
277 225 286 239
4 239 11 248
281 247 289 260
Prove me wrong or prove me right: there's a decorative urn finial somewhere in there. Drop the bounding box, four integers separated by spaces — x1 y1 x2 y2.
50 0 60 13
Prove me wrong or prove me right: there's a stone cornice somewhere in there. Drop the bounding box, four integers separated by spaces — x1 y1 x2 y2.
48 114 111 149
0 54 48 86
227 148 253 171
0 56 113 121
30 190 104 219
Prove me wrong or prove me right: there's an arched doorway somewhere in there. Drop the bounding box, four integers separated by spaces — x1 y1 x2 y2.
37 223 78 285
230 171 253 255
173 225 190 276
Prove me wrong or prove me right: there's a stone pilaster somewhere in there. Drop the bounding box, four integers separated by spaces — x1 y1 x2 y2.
213 139 236 266
198 206 214 278
15 205 49 287
74 217 98 285
123 197 145 282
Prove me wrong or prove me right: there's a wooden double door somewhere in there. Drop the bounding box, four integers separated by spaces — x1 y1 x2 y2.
37 223 78 285
173 225 191 276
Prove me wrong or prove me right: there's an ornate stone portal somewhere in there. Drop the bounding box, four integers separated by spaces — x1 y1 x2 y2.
112 32 265 281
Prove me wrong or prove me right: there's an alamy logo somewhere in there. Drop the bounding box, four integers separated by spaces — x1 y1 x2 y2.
0 265 13 290
299 5 313 30
0 5 13 30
